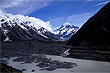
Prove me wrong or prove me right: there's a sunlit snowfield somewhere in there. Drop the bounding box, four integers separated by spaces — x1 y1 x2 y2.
2 54 110 73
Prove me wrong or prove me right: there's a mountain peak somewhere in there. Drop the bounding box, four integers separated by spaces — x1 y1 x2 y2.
62 22 72 27
54 22 79 40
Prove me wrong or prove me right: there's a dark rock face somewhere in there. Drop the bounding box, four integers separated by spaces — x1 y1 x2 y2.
0 63 22 73
67 2 110 46
32 69 35 72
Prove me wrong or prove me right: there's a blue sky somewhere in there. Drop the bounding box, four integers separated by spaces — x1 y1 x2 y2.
0 0 109 30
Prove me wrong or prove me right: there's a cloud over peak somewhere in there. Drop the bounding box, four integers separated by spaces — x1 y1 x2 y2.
0 9 52 30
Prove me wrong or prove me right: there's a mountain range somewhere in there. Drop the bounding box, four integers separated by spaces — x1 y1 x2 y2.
0 15 61 42
0 14 78 42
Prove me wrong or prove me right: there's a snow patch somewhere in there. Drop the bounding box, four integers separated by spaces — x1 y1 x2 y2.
62 49 71 56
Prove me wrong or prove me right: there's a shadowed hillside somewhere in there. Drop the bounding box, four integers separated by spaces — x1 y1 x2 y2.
67 2 110 62
67 2 110 46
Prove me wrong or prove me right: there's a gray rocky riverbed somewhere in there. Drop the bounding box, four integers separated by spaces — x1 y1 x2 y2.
1 54 110 73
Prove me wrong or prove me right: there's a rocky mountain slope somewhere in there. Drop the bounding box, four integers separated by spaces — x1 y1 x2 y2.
0 15 60 42
37 27 60 41
54 22 78 40
67 2 110 46
67 2 110 62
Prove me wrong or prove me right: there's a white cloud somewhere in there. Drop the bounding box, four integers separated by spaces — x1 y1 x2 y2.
0 0 24 9
86 0 108 2
50 13 93 30
0 0 53 15
87 0 93 1
67 13 93 27
0 9 52 30
85 0 97 2
95 1 109 6
50 17 66 30
0 9 5 15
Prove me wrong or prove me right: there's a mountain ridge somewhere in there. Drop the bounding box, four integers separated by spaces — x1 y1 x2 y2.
67 2 110 46
0 15 60 41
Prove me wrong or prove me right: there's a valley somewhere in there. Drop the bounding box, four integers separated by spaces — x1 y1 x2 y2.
0 1 110 73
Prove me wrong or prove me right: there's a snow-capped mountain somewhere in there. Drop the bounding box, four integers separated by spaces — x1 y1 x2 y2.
37 26 60 41
54 22 79 40
0 14 60 41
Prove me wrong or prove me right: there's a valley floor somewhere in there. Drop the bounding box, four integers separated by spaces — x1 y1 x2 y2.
1 54 110 73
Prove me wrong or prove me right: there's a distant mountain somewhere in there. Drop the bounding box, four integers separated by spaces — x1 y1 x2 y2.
67 2 110 46
54 22 79 40
0 15 60 41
